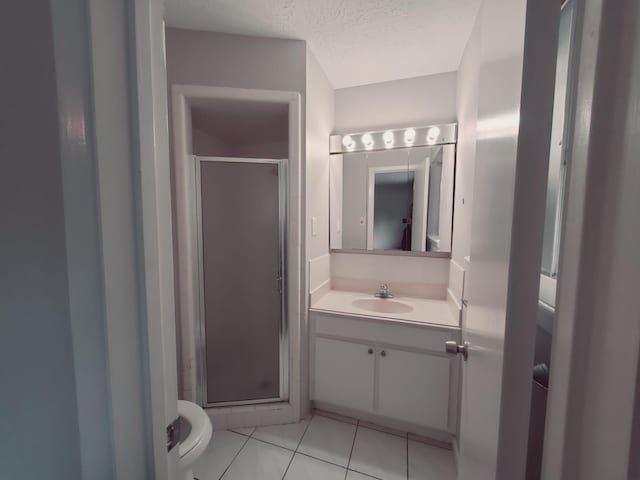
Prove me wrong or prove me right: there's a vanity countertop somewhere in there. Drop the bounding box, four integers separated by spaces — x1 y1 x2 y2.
310 289 460 329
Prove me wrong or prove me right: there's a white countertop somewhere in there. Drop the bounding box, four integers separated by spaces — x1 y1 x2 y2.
310 289 460 329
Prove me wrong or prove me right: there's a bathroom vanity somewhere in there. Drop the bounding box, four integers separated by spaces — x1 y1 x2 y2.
310 290 461 443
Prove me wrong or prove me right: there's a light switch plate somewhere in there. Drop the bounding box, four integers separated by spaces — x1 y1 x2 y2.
311 216 318 236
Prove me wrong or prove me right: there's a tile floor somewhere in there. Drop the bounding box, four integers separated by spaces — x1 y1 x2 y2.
192 411 456 480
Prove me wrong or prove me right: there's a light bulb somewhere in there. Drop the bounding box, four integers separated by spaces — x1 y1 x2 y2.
383 130 394 147
426 127 441 144
404 128 416 144
362 133 374 149
342 135 354 149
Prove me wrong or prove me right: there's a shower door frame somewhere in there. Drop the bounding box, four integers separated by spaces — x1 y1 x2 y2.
193 155 289 408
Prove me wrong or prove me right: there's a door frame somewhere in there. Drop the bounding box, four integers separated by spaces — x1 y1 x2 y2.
193 156 289 407
366 163 421 249
172 85 303 425
131 0 180 478
542 0 640 477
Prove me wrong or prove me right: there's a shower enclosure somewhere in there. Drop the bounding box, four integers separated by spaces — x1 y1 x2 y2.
194 156 288 407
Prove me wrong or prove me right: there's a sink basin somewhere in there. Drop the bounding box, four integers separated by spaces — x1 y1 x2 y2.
352 298 414 314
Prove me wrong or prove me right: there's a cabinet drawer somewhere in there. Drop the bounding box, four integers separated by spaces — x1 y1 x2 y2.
313 313 459 352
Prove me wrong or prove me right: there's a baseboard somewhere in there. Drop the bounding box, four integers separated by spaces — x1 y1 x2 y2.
312 400 453 448
204 401 298 431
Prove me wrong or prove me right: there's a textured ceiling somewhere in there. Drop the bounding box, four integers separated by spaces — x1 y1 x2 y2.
165 0 482 89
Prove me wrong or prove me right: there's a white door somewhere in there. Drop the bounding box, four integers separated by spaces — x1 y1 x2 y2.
133 0 179 478
314 337 375 412
457 0 559 478
377 348 451 431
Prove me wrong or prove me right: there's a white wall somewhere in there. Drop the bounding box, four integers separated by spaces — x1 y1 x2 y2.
303 47 335 415
306 48 334 266
334 72 457 133
191 126 230 156
166 29 307 93
451 18 481 270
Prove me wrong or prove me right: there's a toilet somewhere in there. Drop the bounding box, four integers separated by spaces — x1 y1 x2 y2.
177 400 212 480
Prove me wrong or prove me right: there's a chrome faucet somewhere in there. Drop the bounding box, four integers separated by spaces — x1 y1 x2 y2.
375 283 394 299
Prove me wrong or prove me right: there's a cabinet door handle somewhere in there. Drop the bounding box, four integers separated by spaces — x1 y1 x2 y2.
367 348 374 355
380 350 387 357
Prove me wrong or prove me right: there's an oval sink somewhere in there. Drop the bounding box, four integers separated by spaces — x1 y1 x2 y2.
352 298 414 314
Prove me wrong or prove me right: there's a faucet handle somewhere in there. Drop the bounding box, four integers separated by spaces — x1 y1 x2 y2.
375 283 393 298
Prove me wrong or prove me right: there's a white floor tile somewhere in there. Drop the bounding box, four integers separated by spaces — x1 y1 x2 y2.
408 440 456 480
221 438 293 480
349 427 407 480
230 426 255 436
252 418 310 450
297 415 357 467
346 470 378 479
284 453 347 480
192 430 248 480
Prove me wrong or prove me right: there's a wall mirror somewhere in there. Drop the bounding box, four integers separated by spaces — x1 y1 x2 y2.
329 124 457 256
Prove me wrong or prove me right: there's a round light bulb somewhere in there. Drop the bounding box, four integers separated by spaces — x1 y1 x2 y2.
404 128 416 144
362 133 374 149
383 130 394 147
342 135 354 149
426 126 441 144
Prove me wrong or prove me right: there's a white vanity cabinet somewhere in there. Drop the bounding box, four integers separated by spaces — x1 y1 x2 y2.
310 312 460 436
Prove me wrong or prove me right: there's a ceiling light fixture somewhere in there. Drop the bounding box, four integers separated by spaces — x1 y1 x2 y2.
342 135 354 149
404 128 416 144
426 126 441 144
362 133 374 149
383 130 394 147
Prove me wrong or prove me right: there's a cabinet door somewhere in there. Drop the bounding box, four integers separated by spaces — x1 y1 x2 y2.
378 348 451 431
314 337 374 412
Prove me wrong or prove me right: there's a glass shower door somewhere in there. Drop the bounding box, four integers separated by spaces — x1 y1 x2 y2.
195 157 287 406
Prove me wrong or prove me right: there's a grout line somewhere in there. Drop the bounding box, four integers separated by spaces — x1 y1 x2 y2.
295 413 315 453
296 451 350 470
218 434 251 480
347 467 385 480
344 420 360 479
251 435 298 452
280 414 315 479
229 427 255 437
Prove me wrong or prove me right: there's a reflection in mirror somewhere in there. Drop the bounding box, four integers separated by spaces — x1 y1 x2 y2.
330 143 455 254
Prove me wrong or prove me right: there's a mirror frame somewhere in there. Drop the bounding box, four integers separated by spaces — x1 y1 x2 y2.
329 123 457 258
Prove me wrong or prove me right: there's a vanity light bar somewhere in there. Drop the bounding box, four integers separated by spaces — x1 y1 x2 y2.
329 123 457 154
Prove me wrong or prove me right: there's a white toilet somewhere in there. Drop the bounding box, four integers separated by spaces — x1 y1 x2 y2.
177 400 213 480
